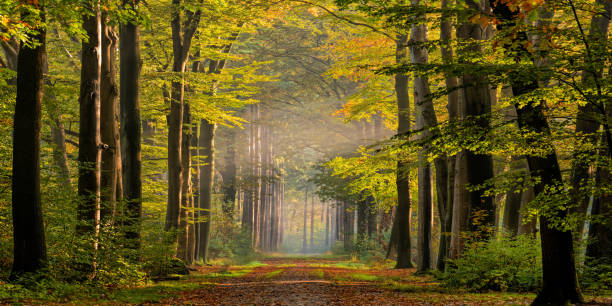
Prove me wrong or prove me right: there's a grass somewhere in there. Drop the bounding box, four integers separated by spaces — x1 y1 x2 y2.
311 269 325 279
276 263 297 268
194 269 252 279
106 281 207 304
263 269 283 279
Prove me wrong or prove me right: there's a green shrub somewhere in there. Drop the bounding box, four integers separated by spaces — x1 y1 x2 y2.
580 257 612 294
441 235 542 292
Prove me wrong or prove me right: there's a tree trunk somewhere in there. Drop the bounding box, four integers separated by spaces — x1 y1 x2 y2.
437 0 457 271
450 151 469 258
177 104 192 262
343 202 354 252
569 0 611 239
325 203 330 247
303 188 308 252
357 200 367 239
410 9 437 272
51 117 72 188
119 0 143 252
77 1 102 242
517 187 536 235
394 34 413 269
188 123 199 261
449 1 495 258
198 120 215 262
166 0 201 233
490 1 583 303
502 158 527 236
10 2 47 277
222 128 237 219
100 15 119 224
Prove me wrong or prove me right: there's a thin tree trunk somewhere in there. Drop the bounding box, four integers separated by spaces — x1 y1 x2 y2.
188 123 198 261
10 1 47 277
325 203 330 247
119 0 143 252
357 200 367 239
177 104 192 262
343 202 354 252
51 117 72 188
303 188 308 252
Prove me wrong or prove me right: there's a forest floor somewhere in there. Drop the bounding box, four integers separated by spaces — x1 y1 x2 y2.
92 255 607 305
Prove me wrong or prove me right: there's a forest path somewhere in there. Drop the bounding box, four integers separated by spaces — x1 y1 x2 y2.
157 256 537 305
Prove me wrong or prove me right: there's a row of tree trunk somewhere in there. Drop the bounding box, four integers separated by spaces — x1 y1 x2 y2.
11 0 143 278
240 104 284 251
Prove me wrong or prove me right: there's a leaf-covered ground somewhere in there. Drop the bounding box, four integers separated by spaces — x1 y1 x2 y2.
137 256 537 305
5 256 611 305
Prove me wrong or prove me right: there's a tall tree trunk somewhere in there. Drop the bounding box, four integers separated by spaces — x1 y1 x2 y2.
177 105 192 262
437 0 457 271
188 123 198 261
517 187 536 235
222 128 237 218
502 158 527 236
10 1 47 278
51 117 72 188
410 6 437 272
343 202 354 252
76 3 102 273
310 194 315 247
166 0 201 233
357 200 367 240
569 0 612 238
303 188 308 252
490 1 584 303
367 197 376 238
450 0 495 258
100 15 119 224
198 120 215 262
450 151 469 258
395 34 414 269
585 143 612 262
119 0 143 252
325 203 330 247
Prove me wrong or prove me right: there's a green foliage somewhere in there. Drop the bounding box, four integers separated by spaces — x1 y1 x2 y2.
441 235 542 292
352 235 385 263
580 257 612 295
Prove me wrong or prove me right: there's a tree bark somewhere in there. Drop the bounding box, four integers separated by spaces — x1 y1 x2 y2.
450 0 495 258
437 0 457 271
77 2 102 239
569 0 612 238
303 188 308 252
395 34 413 269
490 1 584 303
119 0 143 252
100 15 119 224
166 0 201 233
198 120 215 262
343 202 354 252
410 7 437 272
10 2 47 277
177 104 192 262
